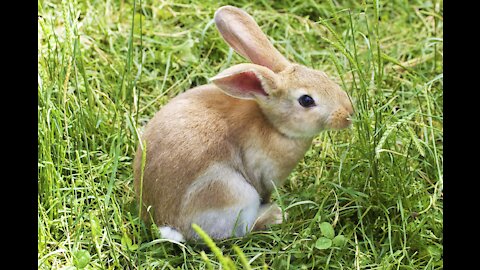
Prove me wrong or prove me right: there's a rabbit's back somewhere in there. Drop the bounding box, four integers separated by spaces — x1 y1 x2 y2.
133 84 260 226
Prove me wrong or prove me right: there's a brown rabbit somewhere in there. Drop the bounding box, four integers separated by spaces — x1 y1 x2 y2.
133 5 353 241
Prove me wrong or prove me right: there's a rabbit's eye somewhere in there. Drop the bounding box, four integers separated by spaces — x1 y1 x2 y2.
298 95 316 108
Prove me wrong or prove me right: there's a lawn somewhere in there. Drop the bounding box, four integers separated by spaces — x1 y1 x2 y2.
38 0 443 269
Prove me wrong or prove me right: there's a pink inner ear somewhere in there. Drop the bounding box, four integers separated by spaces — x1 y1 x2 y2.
234 71 268 96
217 70 268 97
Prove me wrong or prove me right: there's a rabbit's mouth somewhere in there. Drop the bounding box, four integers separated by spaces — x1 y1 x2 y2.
326 107 353 130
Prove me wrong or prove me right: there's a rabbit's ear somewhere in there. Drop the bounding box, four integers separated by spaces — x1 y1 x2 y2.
214 6 290 73
210 63 278 100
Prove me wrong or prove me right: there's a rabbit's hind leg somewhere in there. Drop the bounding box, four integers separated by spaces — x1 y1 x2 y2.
180 165 260 240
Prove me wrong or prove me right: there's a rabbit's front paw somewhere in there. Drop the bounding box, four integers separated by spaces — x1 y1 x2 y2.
253 203 286 231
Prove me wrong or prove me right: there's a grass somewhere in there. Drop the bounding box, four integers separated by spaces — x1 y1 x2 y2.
38 0 443 269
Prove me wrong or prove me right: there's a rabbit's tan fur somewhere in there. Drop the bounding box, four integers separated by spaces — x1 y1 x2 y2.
133 6 353 241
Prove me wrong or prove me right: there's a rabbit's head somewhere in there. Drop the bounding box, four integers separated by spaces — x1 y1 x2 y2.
211 6 353 138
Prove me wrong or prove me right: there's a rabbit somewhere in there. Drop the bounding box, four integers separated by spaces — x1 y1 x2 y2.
133 5 354 242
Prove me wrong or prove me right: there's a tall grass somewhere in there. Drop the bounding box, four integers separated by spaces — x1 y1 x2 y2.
38 0 443 269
